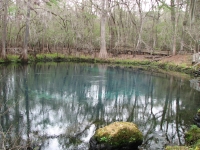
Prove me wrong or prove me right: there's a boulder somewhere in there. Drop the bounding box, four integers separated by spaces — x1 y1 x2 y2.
89 122 143 150
194 111 200 127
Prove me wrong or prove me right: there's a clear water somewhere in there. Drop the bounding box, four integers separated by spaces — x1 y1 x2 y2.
0 63 200 150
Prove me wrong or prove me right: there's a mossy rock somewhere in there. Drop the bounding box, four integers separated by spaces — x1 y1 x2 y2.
89 122 143 150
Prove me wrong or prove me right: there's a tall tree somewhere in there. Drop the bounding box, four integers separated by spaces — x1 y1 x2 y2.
189 0 196 23
180 0 189 52
1 0 8 59
21 0 31 62
15 0 23 47
99 0 108 58
171 0 176 55
135 0 144 52
188 0 200 53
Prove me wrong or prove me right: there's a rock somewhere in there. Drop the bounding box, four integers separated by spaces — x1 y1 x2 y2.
194 112 200 127
89 122 143 150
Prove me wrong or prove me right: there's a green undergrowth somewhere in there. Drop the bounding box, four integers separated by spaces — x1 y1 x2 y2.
149 61 193 75
165 125 200 150
166 109 200 150
0 54 195 75
0 54 20 63
35 53 65 61
184 125 200 149
165 146 190 150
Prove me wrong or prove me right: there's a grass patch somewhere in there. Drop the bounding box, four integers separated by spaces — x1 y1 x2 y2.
150 62 193 75
35 53 65 61
7 55 19 61
111 59 151 66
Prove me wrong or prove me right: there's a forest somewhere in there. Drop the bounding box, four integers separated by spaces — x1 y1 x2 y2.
0 0 199 62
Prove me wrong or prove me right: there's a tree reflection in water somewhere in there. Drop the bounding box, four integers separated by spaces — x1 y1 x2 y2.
0 63 200 150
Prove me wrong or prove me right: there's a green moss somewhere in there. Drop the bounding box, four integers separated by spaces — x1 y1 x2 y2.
185 125 200 147
193 139 200 149
94 122 143 146
111 59 151 66
36 53 65 61
165 146 190 150
152 62 193 74
7 54 19 61
0 54 20 63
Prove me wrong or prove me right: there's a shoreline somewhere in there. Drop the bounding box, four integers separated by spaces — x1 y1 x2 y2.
0 53 196 77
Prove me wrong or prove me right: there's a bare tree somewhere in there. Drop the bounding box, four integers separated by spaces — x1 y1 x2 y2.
171 0 177 55
21 0 31 62
99 0 108 58
15 0 23 47
135 0 144 52
1 0 8 59
180 0 189 52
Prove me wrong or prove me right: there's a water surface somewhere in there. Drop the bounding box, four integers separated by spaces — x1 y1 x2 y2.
0 63 200 150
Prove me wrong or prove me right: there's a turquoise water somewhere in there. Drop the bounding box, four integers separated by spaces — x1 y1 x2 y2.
0 63 200 150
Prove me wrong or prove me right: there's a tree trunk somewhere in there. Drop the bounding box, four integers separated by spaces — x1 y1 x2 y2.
99 0 108 58
171 0 177 55
180 1 189 52
189 0 196 23
21 0 31 62
135 0 144 53
108 14 116 51
1 0 8 59
16 0 22 47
